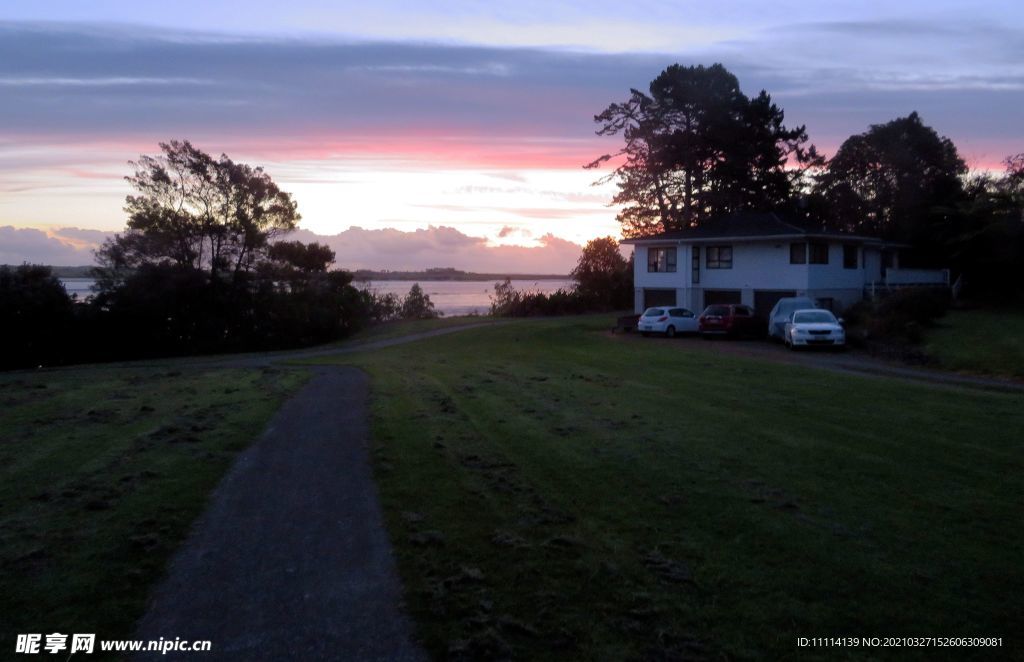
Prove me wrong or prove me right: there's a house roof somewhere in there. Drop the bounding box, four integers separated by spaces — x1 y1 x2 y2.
619 211 895 245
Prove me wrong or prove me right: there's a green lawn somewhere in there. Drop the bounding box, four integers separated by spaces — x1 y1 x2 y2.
340 314 499 345
926 308 1024 379
313 316 1022 660
0 365 307 652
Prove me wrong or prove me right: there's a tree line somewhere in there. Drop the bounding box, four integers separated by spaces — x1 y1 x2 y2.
588 63 1024 301
0 141 438 370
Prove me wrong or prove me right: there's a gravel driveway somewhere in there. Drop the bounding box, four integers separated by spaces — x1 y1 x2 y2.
617 332 1024 393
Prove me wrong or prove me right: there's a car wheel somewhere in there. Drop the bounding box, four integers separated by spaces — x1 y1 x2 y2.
666 325 676 338
641 332 650 337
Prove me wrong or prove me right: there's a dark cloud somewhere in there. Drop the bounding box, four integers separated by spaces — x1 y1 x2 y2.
0 21 662 142
3 19 1020 159
2 223 582 272
0 225 111 265
286 226 579 272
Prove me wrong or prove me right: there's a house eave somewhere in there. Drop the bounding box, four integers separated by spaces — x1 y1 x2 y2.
621 234 905 247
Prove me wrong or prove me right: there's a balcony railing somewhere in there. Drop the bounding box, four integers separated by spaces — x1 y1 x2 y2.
865 268 951 299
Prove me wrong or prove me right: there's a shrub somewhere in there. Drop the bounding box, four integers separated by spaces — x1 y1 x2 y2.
0 265 75 369
400 283 440 319
847 288 951 348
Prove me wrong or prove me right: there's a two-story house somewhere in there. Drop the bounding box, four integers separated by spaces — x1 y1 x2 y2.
623 212 949 315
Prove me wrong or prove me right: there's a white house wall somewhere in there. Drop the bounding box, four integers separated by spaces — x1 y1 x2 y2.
631 239 896 314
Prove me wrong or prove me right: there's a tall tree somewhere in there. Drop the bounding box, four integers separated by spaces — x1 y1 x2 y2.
571 236 632 307
587 63 821 237
96 140 300 281
815 112 967 247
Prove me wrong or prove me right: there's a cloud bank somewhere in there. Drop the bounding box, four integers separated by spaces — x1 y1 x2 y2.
1 224 583 274
2 19 1022 160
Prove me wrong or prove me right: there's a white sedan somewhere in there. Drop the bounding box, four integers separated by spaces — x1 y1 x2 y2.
638 307 699 338
784 309 846 349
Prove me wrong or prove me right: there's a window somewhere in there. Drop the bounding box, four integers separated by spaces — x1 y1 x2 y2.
790 242 806 264
691 246 700 284
809 242 829 264
843 245 858 269
647 247 677 273
707 245 733 269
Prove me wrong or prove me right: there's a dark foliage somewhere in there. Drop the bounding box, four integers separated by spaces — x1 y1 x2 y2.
570 237 633 310
950 161 1024 302
489 279 589 317
2 142 379 369
813 112 968 266
96 140 300 280
587 63 822 237
399 283 439 320
844 288 951 349
490 237 634 317
0 265 76 369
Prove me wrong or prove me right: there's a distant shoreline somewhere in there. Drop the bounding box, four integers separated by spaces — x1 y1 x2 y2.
350 269 570 282
14 266 571 282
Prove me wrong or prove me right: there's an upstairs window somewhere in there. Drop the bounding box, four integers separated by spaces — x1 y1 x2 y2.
843 245 858 269
647 247 677 273
790 242 807 264
707 245 733 269
809 242 829 264
691 246 700 283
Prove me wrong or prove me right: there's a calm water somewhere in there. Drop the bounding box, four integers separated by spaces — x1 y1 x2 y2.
60 278 574 316
61 278 96 298
358 279 574 316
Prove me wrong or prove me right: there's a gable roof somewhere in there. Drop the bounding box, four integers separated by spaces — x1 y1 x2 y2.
620 211 891 245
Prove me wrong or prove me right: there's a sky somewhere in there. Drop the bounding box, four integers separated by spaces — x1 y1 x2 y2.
2 1 1023 270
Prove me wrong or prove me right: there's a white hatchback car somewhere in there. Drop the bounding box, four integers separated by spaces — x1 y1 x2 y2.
639 307 699 338
784 309 846 349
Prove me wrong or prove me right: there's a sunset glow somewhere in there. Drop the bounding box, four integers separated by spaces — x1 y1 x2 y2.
2 2 1023 270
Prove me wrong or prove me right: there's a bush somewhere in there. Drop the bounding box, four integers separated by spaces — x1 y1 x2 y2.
847 288 951 348
400 283 439 319
489 279 591 317
0 265 76 369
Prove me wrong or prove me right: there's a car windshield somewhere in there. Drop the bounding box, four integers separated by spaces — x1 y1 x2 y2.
704 306 730 316
642 308 665 317
793 311 837 324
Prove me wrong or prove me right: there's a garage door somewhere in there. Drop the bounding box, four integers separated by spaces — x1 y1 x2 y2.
703 289 741 308
754 290 797 316
643 289 676 308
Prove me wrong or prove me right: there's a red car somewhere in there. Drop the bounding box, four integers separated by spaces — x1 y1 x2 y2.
698 304 766 338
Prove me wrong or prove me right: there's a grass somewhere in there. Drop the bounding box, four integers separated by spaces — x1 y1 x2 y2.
312 315 1023 660
340 315 498 345
0 365 307 652
926 308 1024 379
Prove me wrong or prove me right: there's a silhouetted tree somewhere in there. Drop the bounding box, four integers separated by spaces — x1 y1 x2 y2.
949 159 1024 300
587 63 822 237
571 237 632 308
267 241 335 274
95 140 300 283
0 265 75 368
400 283 439 319
815 112 967 259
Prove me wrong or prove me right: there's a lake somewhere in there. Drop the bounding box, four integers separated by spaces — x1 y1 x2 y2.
357 279 574 316
61 278 97 298
59 278 575 316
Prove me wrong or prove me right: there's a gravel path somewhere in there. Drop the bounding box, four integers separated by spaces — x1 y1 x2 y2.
134 367 424 661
